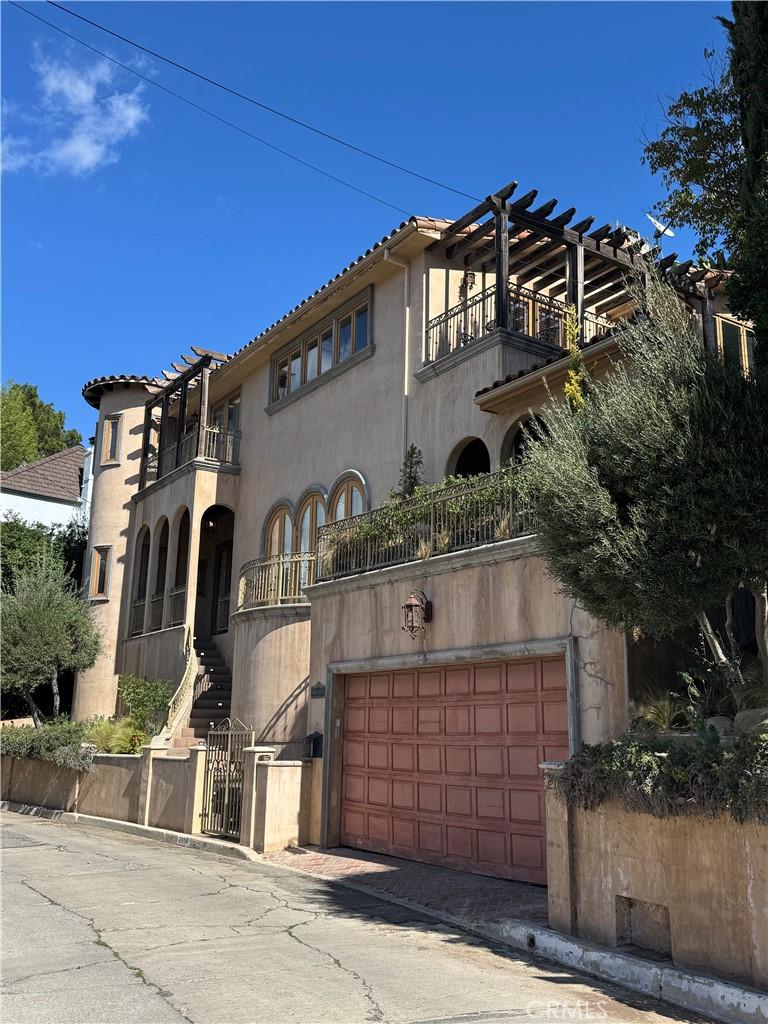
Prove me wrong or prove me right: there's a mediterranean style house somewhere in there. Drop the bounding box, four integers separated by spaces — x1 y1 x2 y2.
74 180 753 884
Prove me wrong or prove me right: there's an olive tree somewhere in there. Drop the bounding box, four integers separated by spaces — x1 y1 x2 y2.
1 555 101 723
518 271 768 691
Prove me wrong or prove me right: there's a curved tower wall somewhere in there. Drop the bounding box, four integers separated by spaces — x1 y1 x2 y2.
73 384 149 720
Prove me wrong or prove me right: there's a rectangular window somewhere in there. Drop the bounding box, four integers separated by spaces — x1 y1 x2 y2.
101 416 121 464
354 305 369 352
275 359 289 400
745 329 755 371
720 319 742 369
339 316 352 361
306 339 318 382
290 349 302 392
91 547 111 598
320 330 333 373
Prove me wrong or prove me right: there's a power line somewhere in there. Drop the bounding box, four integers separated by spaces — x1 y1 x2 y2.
8 1 411 215
47 0 480 204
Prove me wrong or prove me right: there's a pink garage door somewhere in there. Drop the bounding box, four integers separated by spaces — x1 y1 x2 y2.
340 658 569 884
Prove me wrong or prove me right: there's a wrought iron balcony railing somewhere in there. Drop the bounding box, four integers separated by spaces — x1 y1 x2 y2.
130 598 146 637
141 426 241 489
316 469 535 582
237 553 316 610
166 585 186 627
149 593 165 632
425 282 613 364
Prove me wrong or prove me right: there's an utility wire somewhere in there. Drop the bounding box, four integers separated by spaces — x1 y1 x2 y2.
9 1 411 215
47 0 480 203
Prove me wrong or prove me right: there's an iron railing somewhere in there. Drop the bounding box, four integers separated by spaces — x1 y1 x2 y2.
425 282 613 363
214 594 230 633
237 552 315 610
130 598 146 636
167 584 186 627
141 426 241 488
163 627 198 741
316 469 534 582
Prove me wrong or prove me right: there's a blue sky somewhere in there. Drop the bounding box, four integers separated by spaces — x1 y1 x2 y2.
3 1 729 440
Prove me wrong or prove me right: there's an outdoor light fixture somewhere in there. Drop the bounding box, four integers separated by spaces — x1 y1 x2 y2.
204 516 218 536
402 590 432 639
461 270 476 293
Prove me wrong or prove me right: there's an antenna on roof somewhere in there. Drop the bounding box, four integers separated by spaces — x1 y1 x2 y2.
646 214 675 242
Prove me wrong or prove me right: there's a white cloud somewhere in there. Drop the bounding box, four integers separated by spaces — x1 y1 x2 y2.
3 47 148 176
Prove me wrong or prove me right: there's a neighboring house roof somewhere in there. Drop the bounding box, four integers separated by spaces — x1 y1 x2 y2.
0 445 87 504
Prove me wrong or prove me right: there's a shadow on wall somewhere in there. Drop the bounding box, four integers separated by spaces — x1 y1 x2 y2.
256 675 310 759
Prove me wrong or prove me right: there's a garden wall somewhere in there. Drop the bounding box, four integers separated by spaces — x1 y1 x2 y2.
545 783 768 989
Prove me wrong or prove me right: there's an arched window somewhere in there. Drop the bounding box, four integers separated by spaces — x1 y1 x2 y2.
154 519 169 597
331 477 365 521
296 493 326 554
449 437 491 478
134 527 151 600
501 415 548 465
265 506 293 557
174 510 190 587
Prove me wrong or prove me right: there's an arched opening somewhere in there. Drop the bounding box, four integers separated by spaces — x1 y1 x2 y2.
150 519 169 631
330 476 365 521
501 415 548 466
296 491 325 588
130 526 151 635
168 509 190 627
450 437 491 478
195 505 235 638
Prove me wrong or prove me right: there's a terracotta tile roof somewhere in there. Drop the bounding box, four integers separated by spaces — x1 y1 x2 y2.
1 445 87 503
82 374 155 409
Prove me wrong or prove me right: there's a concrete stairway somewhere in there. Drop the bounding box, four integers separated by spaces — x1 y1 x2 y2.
170 637 232 751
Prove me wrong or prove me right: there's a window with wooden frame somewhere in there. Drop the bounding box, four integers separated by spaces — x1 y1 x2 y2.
265 506 293 557
270 288 372 403
91 546 111 598
715 315 755 372
296 493 326 554
101 416 121 465
330 477 365 521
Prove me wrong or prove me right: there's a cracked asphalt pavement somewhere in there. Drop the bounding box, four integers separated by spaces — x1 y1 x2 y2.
1 812 709 1024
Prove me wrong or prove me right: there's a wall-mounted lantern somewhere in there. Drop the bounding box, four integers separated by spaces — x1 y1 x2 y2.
402 590 432 640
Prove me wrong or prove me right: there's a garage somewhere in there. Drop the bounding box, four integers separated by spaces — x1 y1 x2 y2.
340 657 569 884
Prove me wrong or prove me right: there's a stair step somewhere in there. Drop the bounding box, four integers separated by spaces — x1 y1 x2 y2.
171 736 205 749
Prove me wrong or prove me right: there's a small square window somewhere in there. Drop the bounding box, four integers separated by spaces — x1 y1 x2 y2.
101 417 121 464
355 305 369 351
92 547 111 598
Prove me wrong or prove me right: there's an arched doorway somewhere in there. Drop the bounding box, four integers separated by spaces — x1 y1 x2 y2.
449 437 491 478
196 505 235 638
501 415 548 465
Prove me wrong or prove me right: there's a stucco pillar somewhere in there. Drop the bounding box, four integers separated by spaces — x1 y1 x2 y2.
183 745 207 834
542 763 576 934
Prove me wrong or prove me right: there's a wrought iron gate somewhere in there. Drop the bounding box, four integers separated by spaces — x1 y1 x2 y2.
200 719 255 839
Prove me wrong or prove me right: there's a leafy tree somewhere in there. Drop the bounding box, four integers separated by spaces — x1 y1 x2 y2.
1 512 88 590
718 2 768 354
1 554 101 724
1 385 39 471
0 381 82 471
518 270 768 691
641 52 741 263
389 444 424 500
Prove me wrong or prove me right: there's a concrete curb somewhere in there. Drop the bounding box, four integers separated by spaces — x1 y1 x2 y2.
3 802 766 1024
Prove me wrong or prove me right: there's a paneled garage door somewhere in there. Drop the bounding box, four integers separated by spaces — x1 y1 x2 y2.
340 658 569 884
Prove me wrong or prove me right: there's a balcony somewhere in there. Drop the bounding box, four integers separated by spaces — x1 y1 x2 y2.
315 469 534 582
237 553 316 610
130 599 146 637
425 282 612 366
167 585 186 627
143 426 241 486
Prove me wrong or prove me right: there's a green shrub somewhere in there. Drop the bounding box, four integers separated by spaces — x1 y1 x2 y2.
85 717 147 754
0 718 94 772
117 675 173 733
550 730 768 825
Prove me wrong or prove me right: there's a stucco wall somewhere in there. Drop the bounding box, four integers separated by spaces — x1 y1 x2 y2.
306 537 627 746
1 755 79 811
230 607 310 743
120 624 188 687
546 793 768 990
0 491 81 529
78 754 142 822
147 755 189 832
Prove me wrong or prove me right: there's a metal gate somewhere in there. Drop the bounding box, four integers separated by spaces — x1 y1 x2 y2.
200 719 255 839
